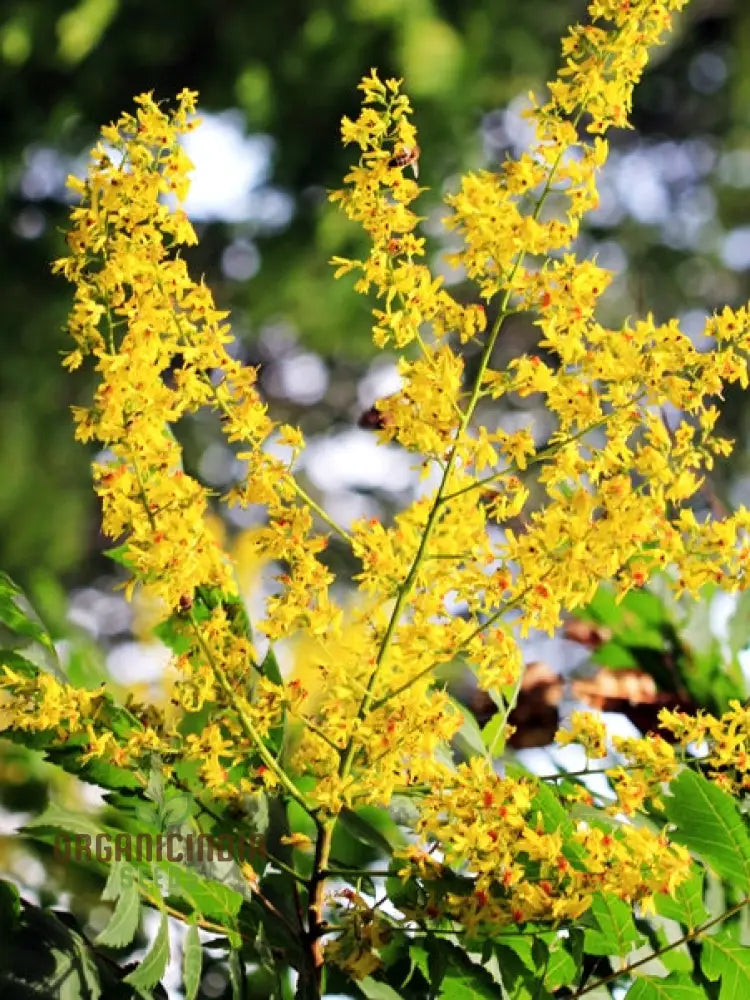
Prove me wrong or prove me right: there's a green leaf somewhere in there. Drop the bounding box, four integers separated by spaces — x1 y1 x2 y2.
259 645 283 685
96 877 141 948
586 585 623 628
53 746 143 790
102 859 130 901
359 978 409 999
164 862 244 927
23 800 104 839
227 948 243 1000
665 769 750 891
182 922 202 1000
0 878 21 926
622 588 669 627
568 927 584 977
408 942 430 982
0 570 63 678
153 613 193 655
526 776 587 867
438 972 504 1000
426 934 451 991
338 806 403 857
124 910 170 994
160 793 192 829
481 710 507 757
583 894 646 957
626 972 706 999
495 942 548 999
449 694 487 760
104 542 133 568
650 922 693 973
0 649 40 677
654 869 708 929
146 765 166 808
410 937 506 999
544 936 576 990
0 897 138 998
702 927 750 1000
496 934 535 971
586 586 667 643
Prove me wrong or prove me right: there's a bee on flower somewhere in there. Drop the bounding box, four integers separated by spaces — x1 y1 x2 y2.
387 143 420 178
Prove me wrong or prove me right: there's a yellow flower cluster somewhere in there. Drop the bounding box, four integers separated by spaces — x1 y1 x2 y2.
317 0 750 955
331 71 487 352
659 700 750 793
1 0 747 974
53 89 236 610
330 2 750 657
410 757 690 932
0 668 105 735
46 91 337 790
607 731 679 814
555 710 610 759
556 711 682 814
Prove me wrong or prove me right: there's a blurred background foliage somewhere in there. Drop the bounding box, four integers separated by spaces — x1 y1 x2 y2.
3 0 750 590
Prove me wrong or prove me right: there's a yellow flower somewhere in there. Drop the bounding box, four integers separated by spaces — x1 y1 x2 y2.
556 711 609 758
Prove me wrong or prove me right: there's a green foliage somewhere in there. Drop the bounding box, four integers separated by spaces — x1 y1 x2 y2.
412 939 500 998
96 880 141 950
584 895 648 956
0 880 143 999
0 570 64 679
581 582 747 712
701 928 750 999
124 911 171 995
654 871 709 929
628 975 706 999
182 923 203 1000
666 770 750 892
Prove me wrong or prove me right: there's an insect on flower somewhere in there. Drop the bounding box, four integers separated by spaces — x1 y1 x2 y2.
358 404 387 430
388 144 420 178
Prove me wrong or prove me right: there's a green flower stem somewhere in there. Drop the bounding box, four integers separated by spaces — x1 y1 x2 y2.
297 713 345 754
188 612 317 820
290 479 352 542
198 370 352 542
369 586 531 713
341 94 581 755
127 445 158 532
486 668 523 759
440 409 624 504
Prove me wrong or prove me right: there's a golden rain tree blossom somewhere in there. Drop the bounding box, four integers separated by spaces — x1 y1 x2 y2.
2 0 750 995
